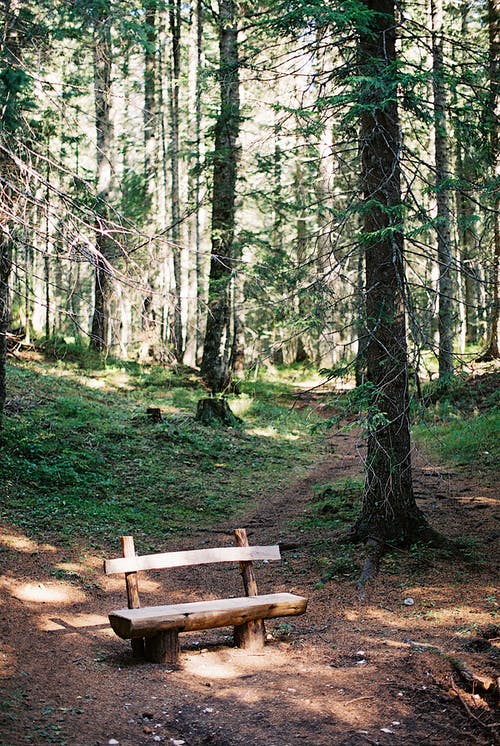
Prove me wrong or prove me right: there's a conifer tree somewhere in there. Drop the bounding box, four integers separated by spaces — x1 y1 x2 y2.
351 0 431 548
200 0 240 392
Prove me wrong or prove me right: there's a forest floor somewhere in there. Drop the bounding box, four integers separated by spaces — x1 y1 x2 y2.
1 396 499 746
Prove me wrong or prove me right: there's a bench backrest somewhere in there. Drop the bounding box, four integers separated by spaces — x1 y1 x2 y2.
104 544 280 575
104 529 279 615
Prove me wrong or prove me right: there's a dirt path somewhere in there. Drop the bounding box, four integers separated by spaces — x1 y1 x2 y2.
0 428 498 746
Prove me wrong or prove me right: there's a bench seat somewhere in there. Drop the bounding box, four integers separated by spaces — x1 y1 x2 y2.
109 592 307 639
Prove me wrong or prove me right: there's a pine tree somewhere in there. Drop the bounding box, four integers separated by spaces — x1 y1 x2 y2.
351 0 431 547
200 0 240 392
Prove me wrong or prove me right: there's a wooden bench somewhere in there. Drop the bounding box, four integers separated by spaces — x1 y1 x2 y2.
104 528 308 666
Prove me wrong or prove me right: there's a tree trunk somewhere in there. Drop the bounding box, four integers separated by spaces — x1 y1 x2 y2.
200 0 240 393
194 0 204 364
0 2 22 421
481 0 500 359
168 0 184 362
0 232 12 423
454 4 481 347
354 244 366 387
90 1 114 353
141 0 160 353
431 0 454 377
353 0 430 544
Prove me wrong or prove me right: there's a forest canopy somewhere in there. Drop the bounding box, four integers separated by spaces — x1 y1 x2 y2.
0 0 497 383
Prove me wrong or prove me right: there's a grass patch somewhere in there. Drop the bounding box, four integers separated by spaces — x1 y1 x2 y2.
413 410 499 474
412 368 499 479
294 477 363 586
301 477 363 531
0 358 322 550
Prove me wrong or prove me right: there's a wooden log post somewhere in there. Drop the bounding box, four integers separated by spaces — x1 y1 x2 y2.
233 528 266 650
144 630 180 666
121 536 145 659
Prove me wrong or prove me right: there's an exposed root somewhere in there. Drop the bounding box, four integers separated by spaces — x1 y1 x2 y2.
357 537 384 600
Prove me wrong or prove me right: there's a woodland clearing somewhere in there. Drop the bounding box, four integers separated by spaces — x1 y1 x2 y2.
0 362 498 746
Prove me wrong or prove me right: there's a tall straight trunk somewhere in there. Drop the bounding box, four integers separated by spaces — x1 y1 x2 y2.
169 0 184 361
456 142 480 345
454 3 480 347
0 1 22 421
431 0 454 377
193 0 204 363
144 0 157 195
183 0 203 366
353 0 429 544
90 0 114 353
44 138 51 340
354 245 366 386
140 0 163 355
200 0 239 393
481 0 500 359
0 232 12 422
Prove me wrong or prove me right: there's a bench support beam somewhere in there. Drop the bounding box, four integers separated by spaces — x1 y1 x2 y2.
121 536 145 659
144 630 180 666
233 528 265 651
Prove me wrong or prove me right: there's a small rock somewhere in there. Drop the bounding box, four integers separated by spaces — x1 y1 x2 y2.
356 650 365 657
403 597 414 606
108 741 120 746
381 728 395 734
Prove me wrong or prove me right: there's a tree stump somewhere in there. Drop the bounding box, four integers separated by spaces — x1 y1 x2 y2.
195 398 241 426
146 407 162 423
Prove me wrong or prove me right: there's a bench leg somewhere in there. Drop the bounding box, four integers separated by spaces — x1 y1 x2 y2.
131 638 145 659
144 630 180 666
234 620 266 651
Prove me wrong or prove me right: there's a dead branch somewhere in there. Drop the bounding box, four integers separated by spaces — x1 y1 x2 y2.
450 677 500 743
451 658 497 694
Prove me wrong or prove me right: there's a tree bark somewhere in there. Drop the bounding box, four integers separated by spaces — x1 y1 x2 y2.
353 0 430 544
140 0 162 354
194 0 204 364
200 0 240 393
168 0 184 362
431 0 455 377
0 2 22 421
90 0 115 353
480 0 500 359
0 232 12 423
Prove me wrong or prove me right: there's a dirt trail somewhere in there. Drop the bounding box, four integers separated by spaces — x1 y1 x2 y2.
1 427 498 746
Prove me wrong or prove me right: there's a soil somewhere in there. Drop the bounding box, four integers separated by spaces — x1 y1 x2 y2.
1 419 498 746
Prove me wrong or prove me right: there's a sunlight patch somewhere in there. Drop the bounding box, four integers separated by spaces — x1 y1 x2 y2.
0 577 86 604
39 612 109 632
247 426 299 441
0 642 16 678
0 532 56 554
182 646 298 680
83 378 106 389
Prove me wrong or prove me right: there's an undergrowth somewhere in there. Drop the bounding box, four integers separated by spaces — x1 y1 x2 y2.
295 477 364 586
413 369 499 477
0 357 322 550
